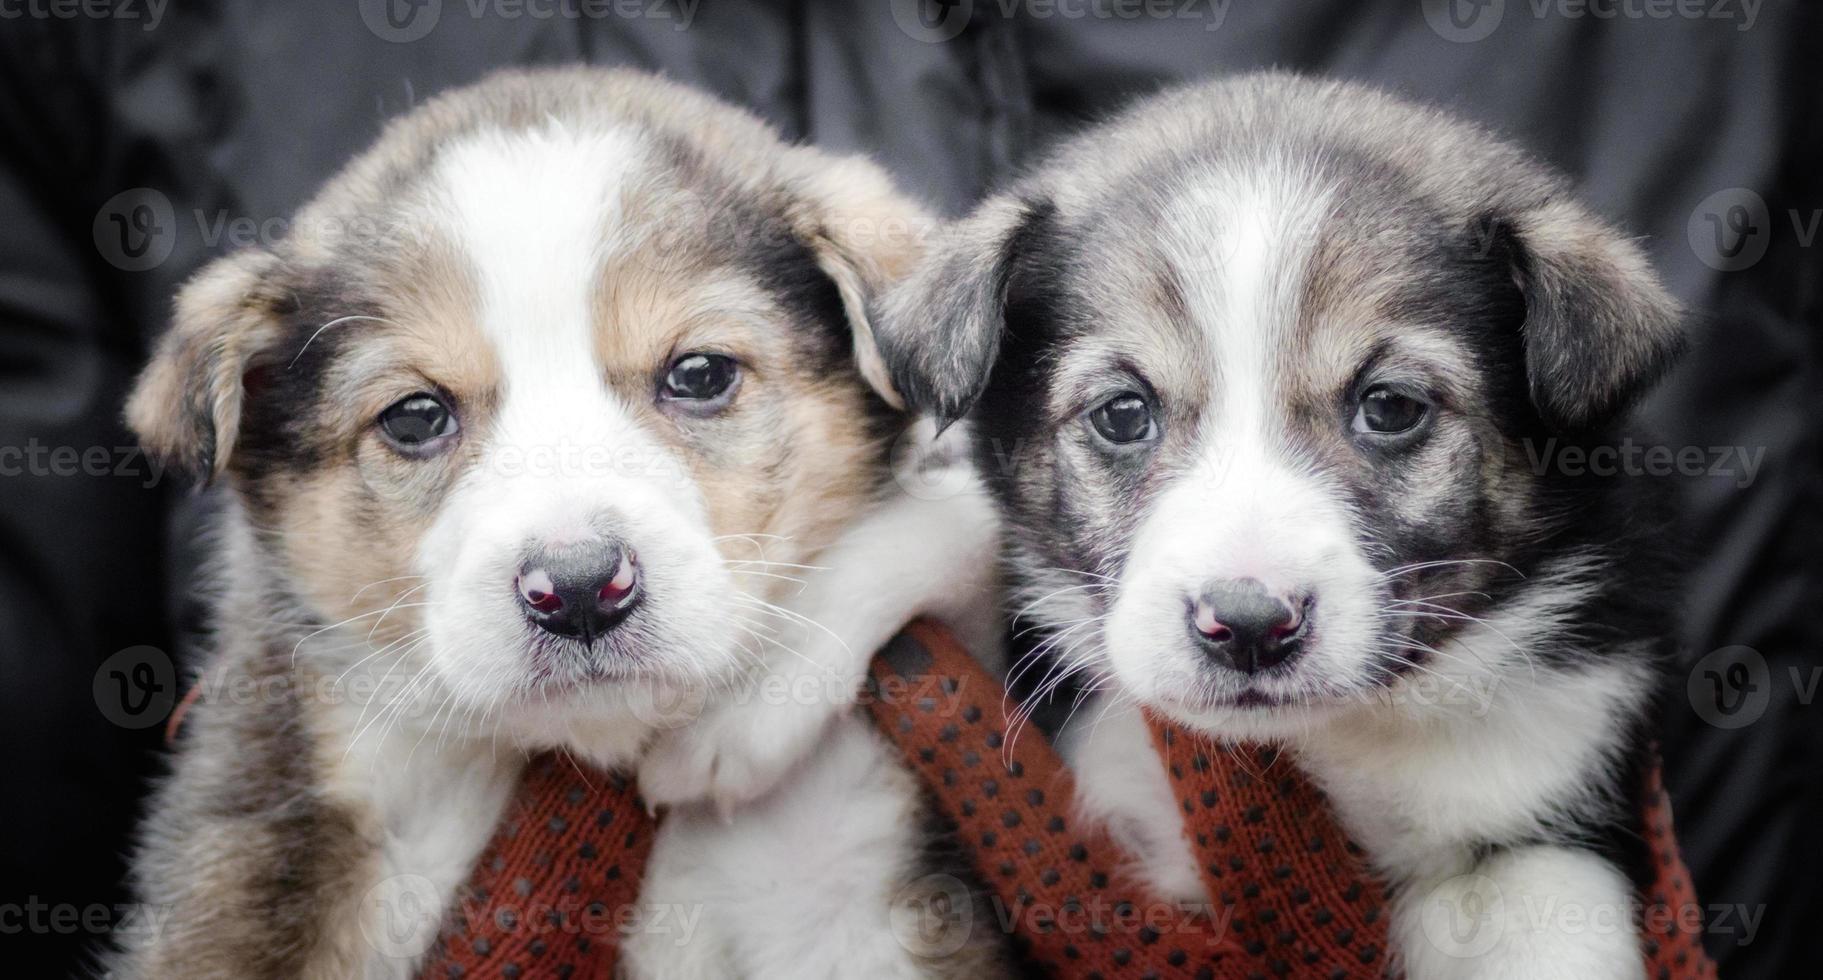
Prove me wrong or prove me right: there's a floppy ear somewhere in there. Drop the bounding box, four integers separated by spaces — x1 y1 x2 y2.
125 249 285 482
784 157 941 411
867 197 1037 422
1497 197 1685 431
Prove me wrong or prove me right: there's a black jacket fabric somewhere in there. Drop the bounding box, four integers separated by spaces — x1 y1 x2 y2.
2 3 1816 976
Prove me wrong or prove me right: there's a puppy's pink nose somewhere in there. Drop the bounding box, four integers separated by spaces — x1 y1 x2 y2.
1191 602 1231 641
1189 579 1311 675
596 551 638 605
515 542 641 643
517 568 563 614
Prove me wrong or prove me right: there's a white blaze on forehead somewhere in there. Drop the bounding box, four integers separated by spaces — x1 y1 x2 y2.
430 123 647 401
424 122 704 530
1160 161 1333 442
1147 161 1343 587
422 122 706 547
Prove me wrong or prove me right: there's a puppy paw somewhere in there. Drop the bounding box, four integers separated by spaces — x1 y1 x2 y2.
637 694 837 817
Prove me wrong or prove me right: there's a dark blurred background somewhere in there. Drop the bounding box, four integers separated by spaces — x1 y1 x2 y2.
1 1 1816 976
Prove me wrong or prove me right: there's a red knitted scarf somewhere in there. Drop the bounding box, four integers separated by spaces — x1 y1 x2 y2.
417 618 1718 979
414 759 654 979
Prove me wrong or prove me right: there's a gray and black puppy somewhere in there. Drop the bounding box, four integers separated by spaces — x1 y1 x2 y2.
111 67 1004 980
876 72 1684 979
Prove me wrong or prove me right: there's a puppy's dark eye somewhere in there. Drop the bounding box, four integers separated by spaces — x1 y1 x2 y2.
1352 385 1429 436
661 353 740 405
378 393 459 454
1089 393 1157 445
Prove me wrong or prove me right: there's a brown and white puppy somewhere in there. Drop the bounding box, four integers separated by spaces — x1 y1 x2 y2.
113 68 1002 979
876 73 1684 979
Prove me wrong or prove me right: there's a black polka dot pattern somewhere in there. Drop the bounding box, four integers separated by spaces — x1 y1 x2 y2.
415 754 652 980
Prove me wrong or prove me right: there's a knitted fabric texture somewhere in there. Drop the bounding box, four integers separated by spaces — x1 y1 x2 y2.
1635 763 1720 980
868 617 1720 980
1150 728 1387 976
407 618 1716 979
869 619 1365 977
415 753 654 980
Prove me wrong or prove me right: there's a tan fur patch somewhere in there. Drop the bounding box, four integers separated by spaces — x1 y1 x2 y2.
589 254 884 595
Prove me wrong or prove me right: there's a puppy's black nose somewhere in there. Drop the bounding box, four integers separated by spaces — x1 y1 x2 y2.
1189 579 1310 674
516 541 641 642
